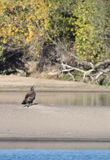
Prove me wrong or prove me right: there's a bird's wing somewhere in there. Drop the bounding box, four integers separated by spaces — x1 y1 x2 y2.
22 90 36 104
25 90 33 99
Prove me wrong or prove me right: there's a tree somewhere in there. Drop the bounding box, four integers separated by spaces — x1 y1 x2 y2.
0 0 50 74
104 0 110 57
74 0 107 63
46 0 75 41
0 0 49 51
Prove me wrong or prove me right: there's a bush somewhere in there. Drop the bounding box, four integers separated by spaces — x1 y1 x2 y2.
0 0 49 57
74 0 107 63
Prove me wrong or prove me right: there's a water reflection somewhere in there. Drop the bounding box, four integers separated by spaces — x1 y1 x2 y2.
0 92 110 107
38 92 110 107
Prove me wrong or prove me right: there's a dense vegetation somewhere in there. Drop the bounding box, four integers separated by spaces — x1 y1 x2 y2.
0 0 110 84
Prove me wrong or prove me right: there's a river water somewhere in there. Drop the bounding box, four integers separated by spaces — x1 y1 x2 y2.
0 91 110 106
0 150 110 160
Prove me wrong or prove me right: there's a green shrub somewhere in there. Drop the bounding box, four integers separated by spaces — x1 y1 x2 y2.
74 0 107 63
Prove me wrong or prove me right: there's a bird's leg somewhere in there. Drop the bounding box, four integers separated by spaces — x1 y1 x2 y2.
29 102 33 107
27 102 32 107
27 103 30 107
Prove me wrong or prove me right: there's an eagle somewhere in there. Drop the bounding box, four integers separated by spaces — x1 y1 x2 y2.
22 86 36 107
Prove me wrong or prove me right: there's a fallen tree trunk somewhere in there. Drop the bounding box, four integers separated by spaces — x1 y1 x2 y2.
61 60 110 84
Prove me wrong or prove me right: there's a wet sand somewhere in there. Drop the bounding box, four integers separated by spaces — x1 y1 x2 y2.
1 104 110 149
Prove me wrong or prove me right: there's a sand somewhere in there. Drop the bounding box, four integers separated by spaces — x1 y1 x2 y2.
0 75 110 149
0 75 110 92
0 104 110 149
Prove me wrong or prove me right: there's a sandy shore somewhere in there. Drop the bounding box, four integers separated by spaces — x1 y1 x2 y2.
1 103 110 149
0 75 110 92
0 75 110 149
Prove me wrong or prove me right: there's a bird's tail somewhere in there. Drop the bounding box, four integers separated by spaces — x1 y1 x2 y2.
22 100 26 104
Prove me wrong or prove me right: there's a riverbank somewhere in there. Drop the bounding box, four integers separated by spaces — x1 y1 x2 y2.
0 75 110 92
0 75 110 149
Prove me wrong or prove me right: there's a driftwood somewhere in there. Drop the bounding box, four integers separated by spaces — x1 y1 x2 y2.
61 60 110 84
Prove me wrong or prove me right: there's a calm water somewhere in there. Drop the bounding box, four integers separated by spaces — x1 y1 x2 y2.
0 91 110 106
0 150 110 160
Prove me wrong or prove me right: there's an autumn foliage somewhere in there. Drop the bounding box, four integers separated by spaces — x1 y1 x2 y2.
0 0 49 46
0 0 109 73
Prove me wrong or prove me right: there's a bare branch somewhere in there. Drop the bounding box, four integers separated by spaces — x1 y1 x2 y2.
60 60 110 83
